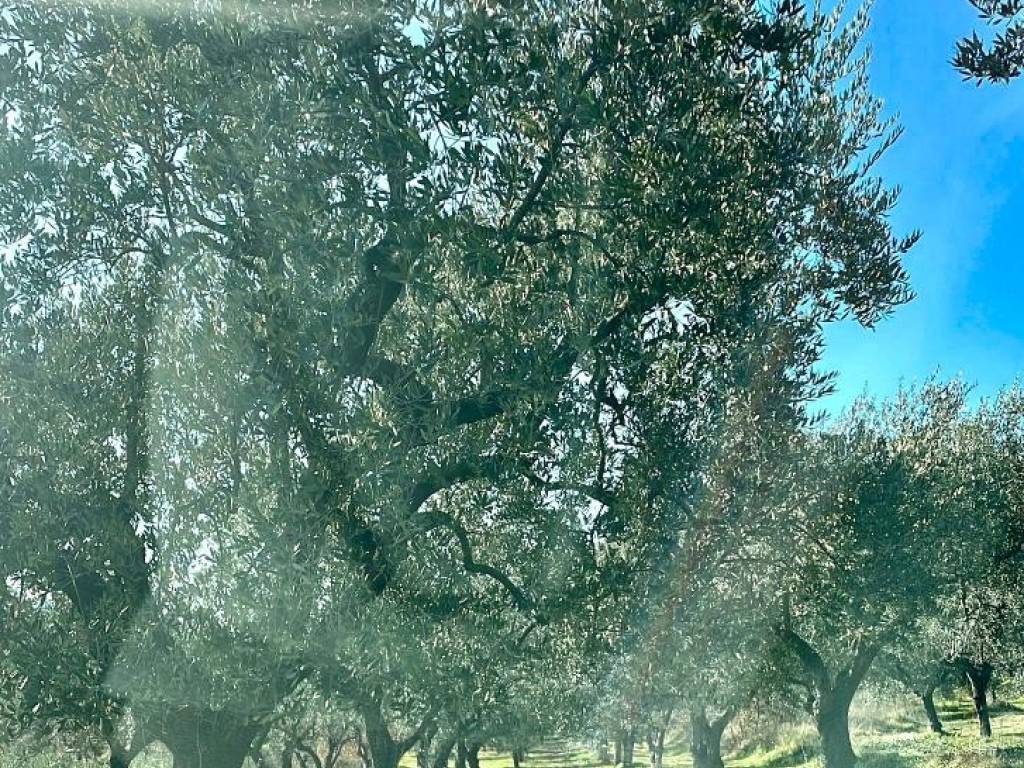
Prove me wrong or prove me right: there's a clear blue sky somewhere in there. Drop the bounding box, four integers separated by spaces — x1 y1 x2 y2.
814 0 1024 416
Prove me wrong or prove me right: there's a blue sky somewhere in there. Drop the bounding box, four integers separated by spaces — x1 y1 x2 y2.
814 0 1024 416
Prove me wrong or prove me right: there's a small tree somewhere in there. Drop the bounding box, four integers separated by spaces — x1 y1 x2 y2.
771 396 952 768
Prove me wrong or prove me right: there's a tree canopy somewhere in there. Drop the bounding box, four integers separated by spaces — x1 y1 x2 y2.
12 3 1024 768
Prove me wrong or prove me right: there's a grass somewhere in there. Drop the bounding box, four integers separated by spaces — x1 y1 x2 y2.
3 696 1021 767
397 698 1024 768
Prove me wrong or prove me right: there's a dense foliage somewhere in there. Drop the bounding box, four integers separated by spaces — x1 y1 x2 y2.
1 2 1020 768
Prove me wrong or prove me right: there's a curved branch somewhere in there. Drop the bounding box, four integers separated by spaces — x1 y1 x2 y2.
776 625 831 695
425 510 534 614
505 55 604 234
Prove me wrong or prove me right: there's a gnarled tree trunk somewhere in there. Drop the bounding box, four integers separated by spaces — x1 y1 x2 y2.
102 717 151 768
646 707 672 768
431 734 457 768
956 658 993 738
921 685 944 735
815 689 857 768
689 705 734 768
778 627 878 768
359 697 432 768
159 708 262 768
620 729 635 768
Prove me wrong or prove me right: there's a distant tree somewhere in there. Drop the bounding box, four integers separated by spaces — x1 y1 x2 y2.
955 1 1024 81
927 385 1024 738
770 392 957 768
878 618 957 736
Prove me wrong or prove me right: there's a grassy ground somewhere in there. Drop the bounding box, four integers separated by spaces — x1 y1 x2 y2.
2 697 1021 767
398 698 1024 768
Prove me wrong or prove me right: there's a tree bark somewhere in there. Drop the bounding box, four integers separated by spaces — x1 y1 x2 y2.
816 690 857 768
466 743 482 768
958 659 994 738
614 737 622 765
103 722 146 768
456 738 468 768
649 709 670 768
645 731 662 768
167 735 257 768
358 695 435 768
159 708 262 768
417 738 431 768
620 729 635 768
921 686 944 735
364 736 400 768
777 627 878 768
512 748 524 768
431 735 456 768
689 706 732 768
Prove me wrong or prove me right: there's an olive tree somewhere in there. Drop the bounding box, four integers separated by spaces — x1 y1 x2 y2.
2 0 915 764
770 403 946 768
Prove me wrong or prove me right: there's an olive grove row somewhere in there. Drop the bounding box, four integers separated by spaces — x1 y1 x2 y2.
0 2 1020 768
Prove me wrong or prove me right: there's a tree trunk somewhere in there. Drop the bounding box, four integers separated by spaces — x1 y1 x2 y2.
816 690 857 768
620 729 635 768
961 661 994 738
364 739 400 768
358 736 372 768
361 702 404 768
689 707 725 768
645 731 658 768
777 627 877 768
456 739 468 768
921 686 944 735
160 708 261 768
431 735 456 768
512 749 524 768
614 737 622 765
466 743 482 768
103 717 150 768
168 738 256 768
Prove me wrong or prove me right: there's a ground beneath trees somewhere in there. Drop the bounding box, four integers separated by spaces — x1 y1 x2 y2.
2 698 1022 768
398 699 1024 768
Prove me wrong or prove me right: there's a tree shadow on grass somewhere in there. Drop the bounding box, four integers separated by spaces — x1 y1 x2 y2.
865 714 929 736
857 752 919 768
996 745 1024 764
991 701 1024 715
936 703 974 722
728 742 819 768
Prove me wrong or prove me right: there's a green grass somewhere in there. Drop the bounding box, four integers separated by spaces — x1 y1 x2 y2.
3 697 1022 767
398 699 1024 768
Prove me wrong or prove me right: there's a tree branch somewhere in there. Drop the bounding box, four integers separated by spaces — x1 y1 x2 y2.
424 510 534 614
776 625 831 695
